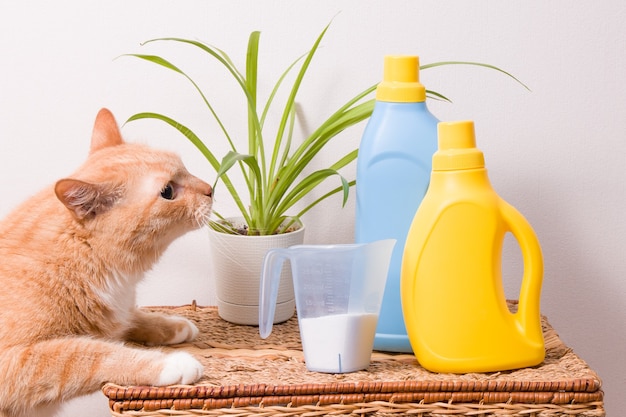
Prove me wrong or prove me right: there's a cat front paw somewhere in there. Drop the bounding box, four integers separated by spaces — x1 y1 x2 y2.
157 351 204 385
165 316 199 345
126 311 201 346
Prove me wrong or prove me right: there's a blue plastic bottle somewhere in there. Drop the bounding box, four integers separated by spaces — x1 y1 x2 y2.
355 55 439 352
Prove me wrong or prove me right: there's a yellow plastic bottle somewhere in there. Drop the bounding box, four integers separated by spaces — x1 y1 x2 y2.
401 120 545 373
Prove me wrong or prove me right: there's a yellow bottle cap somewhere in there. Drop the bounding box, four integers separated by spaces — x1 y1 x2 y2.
433 121 485 170
376 56 426 103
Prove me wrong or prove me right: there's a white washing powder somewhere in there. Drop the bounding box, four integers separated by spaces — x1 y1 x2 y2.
299 313 378 373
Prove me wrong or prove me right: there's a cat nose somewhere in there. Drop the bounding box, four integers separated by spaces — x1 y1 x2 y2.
193 176 213 198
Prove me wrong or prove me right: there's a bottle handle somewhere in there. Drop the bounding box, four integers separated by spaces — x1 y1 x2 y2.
500 200 544 340
258 248 290 339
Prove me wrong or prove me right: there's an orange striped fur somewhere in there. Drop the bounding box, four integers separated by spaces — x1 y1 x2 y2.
0 109 212 416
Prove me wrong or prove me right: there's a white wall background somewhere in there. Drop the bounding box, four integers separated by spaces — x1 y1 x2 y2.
0 1 623 415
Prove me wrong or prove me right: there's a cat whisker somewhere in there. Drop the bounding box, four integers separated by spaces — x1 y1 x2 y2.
192 204 212 228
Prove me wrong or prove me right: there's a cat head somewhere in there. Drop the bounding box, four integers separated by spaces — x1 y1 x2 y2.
54 108 213 272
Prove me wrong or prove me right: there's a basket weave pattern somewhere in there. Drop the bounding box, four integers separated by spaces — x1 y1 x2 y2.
102 304 604 416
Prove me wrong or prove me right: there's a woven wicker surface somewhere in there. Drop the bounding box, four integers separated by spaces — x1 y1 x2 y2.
103 303 604 416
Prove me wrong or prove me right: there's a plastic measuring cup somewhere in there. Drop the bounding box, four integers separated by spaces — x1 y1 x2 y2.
259 239 395 373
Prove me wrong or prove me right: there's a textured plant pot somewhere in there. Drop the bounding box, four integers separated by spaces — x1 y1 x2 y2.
208 217 305 325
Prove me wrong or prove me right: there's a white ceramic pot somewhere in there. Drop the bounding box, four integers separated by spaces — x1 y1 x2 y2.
208 217 305 325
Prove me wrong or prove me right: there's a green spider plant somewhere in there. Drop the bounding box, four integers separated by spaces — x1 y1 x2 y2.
124 23 526 235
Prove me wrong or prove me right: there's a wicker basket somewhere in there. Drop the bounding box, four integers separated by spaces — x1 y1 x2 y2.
102 303 604 416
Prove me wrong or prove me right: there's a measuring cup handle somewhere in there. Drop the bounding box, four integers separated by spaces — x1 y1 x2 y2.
258 248 290 339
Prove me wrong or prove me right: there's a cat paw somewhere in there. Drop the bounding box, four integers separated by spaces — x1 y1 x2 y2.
157 352 203 385
166 317 199 345
125 312 201 346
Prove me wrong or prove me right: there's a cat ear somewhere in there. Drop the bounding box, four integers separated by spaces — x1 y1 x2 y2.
90 108 124 154
55 179 121 219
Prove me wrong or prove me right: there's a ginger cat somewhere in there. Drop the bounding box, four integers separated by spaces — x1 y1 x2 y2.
0 109 212 417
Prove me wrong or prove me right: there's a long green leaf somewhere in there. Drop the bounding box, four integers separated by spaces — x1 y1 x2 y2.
245 32 262 169
421 61 531 91
265 53 308 187
122 54 184 74
271 168 349 220
139 38 264 149
270 22 331 179
260 52 307 128
141 38 246 87
126 112 219 170
295 180 355 220
329 149 358 171
124 53 238 154
217 151 264 226
267 105 298 200
426 89 452 102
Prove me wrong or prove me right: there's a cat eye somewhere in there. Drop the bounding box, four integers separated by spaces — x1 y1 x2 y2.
160 183 175 200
